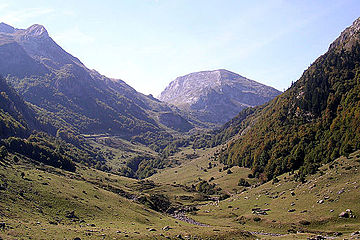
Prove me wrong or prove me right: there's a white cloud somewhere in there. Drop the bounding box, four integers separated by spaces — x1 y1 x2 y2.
0 7 54 25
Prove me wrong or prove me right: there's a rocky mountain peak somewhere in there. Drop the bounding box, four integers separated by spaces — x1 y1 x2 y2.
0 22 16 33
329 17 360 51
159 69 281 124
23 24 49 38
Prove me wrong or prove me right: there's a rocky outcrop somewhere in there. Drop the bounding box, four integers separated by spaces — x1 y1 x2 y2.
159 69 281 124
329 17 360 51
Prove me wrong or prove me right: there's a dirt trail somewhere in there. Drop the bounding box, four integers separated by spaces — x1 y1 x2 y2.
171 213 210 227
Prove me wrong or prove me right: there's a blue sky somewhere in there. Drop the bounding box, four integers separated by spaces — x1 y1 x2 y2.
0 0 359 95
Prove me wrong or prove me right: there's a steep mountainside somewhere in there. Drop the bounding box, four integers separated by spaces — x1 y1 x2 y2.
159 69 281 124
0 22 193 139
0 76 41 138
218 17 360 181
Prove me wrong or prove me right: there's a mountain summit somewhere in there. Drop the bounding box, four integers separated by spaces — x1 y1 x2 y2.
159 69 281 124
23 24 48 36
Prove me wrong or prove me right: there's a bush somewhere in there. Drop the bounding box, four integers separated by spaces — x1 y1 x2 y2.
0 146 8 160
253 217 261 222
194 180 221 195
219 193 230 200
238 178 250 187
272 177 280 184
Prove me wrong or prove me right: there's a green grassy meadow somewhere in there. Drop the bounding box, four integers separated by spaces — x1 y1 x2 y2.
1 139 360 239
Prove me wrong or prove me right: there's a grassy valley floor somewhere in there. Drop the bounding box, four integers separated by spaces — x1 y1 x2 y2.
1 144 360 239
0 152 253 239
151 149 360 239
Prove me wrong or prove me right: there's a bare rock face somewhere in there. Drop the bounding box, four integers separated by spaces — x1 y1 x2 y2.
22 24 49 38
329 17 360 51
159 69 281 124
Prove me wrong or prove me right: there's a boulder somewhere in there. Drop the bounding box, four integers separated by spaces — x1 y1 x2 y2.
162 226 171 231
339 209 356 218
339 211 349 218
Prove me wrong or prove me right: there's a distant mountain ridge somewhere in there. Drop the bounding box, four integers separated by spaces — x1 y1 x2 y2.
0 22 194 140
159 69 281 124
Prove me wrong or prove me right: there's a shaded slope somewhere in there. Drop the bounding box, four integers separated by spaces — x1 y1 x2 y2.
0 76 40 138
0 23 193 139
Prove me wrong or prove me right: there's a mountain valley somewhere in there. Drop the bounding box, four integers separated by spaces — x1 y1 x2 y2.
0 16 360 240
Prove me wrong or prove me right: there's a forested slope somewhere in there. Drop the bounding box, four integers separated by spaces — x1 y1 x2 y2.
219 18 360 181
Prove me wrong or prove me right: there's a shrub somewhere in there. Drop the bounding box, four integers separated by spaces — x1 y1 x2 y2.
272 177 280 184
238 178 250 187
219 194 230 200
0 146 8 159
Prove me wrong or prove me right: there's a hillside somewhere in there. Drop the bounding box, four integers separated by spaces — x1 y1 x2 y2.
148 144 360 238
0 22 193 140
159 69 281 124
217 17 360 181
0 75 112 172
0 148 255 239
0 76 40 138
189 150 360 239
